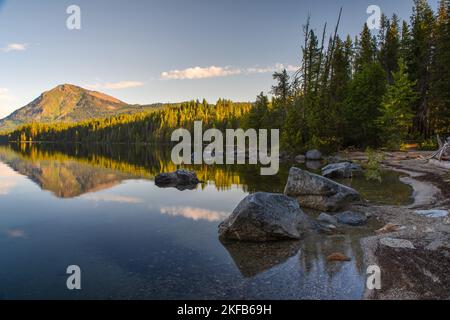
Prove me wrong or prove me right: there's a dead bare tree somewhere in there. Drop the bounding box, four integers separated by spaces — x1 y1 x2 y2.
427 135 450 161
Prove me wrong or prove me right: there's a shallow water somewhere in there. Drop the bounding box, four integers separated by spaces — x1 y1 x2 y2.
0 143 412 299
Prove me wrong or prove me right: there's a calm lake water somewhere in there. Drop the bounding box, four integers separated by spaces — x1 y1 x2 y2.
0 143 413 299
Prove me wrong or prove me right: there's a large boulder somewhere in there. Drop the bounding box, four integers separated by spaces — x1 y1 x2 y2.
284 167 361 212
218 192 309 242
306 149 322 160
322 162 362 179
155 169 200 190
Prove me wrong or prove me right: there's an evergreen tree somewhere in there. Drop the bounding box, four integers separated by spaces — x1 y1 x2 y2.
429 0 450 135
243 92 269 129
377 59 417 148
343 62 387 147
355 23 377 71
399 20 413 66
409 0 435 136
379 14 400 83
271 69 292 125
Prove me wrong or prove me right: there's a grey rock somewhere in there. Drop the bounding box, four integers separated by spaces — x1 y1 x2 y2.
335 211 367 226
155 169 200 190
218 192 309 242
322 162 362 179
317 213 338 225
284 167 361 212
415 209 449 218
306 149 322 160
380 237 416 249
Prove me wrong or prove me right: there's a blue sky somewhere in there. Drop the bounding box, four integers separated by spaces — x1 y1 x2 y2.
0 0 438 118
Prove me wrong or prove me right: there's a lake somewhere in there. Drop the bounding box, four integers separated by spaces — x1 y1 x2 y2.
0 143 413 299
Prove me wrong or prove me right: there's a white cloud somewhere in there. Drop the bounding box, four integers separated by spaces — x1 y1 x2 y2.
85 81 145 90
2 43 27 52
83 194 144 204
161 66 241 80
161 63 300 80
160 206 228 222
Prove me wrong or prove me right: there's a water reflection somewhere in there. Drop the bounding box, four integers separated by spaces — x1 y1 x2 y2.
0 143 291 197
0 143 412 205
160 206 228 222
0 162 20 195
0 142 412 299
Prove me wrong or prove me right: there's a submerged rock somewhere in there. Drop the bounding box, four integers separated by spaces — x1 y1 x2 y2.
335 211 368 226
322 162 362 179
317 213 338 225
284 167 361 212
218 192 309 242
155 169 200 191
327 252 351 262
306 149 322 160
316 222 340 235
220 240 301 278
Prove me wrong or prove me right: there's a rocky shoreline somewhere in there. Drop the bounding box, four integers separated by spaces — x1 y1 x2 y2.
222 150 450 300
353 151 450 300
159 151 449 299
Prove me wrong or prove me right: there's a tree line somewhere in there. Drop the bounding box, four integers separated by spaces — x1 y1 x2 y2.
243 0 449 152
2 99 253 144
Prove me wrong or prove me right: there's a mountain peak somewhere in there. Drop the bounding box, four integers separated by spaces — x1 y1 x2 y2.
0 84 130 132
51 83 83 92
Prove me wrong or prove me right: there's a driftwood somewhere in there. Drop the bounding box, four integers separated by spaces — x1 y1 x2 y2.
427 135 450 161
437 135 444 149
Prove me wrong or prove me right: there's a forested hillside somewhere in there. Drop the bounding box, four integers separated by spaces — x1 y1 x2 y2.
3 99 253 144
